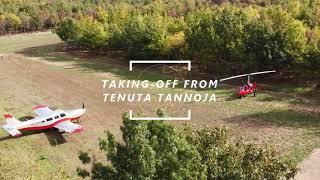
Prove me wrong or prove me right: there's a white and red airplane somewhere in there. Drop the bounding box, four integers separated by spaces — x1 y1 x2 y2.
2 105 86 137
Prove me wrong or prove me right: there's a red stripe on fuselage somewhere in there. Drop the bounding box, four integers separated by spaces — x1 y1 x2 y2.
19 115 82 131
69 116 81 121
32 105 47 110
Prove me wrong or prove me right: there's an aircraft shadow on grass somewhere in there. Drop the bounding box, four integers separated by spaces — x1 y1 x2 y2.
0 116 67 146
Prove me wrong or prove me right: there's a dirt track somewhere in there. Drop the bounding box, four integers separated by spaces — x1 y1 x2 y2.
295 149 320 180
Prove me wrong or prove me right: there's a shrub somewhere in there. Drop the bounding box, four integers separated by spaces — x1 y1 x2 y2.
187 127 298 179
5 14 22 32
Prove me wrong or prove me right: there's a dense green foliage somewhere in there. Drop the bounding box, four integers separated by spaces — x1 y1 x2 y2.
77 112 297 179
245 8 307 69
2 0 319 70
52 1 319 71
56 16 108 49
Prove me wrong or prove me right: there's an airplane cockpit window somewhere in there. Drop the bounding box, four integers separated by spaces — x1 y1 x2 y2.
60 113 66 117
54 115 59 119
47 118 53 121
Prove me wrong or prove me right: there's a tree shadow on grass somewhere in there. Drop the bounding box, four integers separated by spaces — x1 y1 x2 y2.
257 93 320 113
256 80 320 107
233 109 320 128
17 43 176 82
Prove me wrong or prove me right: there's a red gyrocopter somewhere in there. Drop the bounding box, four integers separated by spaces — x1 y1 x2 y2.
219 70 276 98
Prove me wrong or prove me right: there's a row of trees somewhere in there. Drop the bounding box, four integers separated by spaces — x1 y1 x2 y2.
55 3 320 71
2 0 320 34
77 112 297 179
2 0 319 70
0 13 57 34
0 0 111 34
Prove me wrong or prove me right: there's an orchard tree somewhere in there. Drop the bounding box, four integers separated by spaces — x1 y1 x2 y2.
5 14 22 32
122 13 149 58
185 6 249 71
185 8 220 64
304 26 320 67
162 17 187 58
280 0 302 18
123 13 170 58
162 31 186 59
299 0 320 27
0 15 6 34
106 4 132 50
18 13 31 32
74 16 109 49
56 17 109 49
55 18 78 44
246 8 307 69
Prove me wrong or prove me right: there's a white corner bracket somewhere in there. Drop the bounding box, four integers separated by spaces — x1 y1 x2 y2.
129 60 191 71
129 110 191 121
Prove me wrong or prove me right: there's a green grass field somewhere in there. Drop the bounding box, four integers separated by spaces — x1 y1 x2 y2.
0 32 319 178
0 32 61 54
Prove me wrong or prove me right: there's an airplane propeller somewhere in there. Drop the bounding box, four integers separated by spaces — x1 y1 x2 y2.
82 102 85 109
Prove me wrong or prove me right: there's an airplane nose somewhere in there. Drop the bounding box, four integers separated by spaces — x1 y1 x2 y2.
69 109 86 119
76 109 86 117
79 109 86 116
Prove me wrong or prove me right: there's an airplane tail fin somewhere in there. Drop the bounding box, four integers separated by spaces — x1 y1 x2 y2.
2 114 22 137
4 114 21 126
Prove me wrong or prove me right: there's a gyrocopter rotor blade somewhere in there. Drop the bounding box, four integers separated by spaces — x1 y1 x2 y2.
250 70 276 76
219 70 276 82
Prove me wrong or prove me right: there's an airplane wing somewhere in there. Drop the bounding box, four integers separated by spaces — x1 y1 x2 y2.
2 114 22 137
32 105 53 116
2 124 22 137
53 120 85 133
